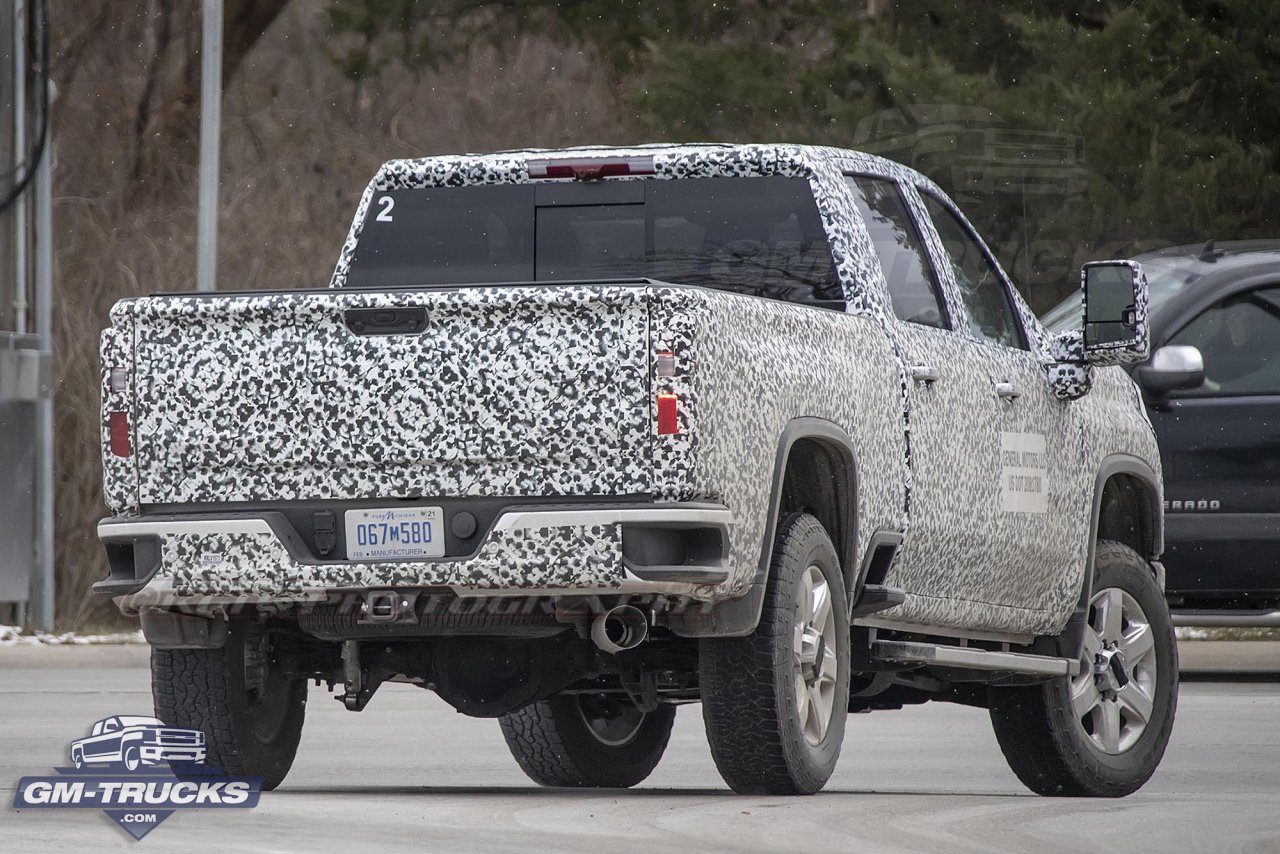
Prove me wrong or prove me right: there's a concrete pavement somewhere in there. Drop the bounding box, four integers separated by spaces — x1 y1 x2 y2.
2 642 1278 852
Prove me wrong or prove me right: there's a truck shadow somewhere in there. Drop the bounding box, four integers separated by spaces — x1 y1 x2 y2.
271 785 1035 798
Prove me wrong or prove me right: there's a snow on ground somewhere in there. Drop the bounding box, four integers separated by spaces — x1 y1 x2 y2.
0 625 144 646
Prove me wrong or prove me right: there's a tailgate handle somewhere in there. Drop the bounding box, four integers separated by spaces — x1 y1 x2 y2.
344 307 426 336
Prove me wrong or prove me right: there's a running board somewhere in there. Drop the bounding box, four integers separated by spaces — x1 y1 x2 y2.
871 639 1080 676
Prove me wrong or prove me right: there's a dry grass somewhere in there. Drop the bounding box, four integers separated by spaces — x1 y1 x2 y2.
50 0 631 628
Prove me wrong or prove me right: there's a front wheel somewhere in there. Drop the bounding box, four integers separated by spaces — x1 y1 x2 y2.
700 513 851 795
989 541 1178 797
499 694 675 788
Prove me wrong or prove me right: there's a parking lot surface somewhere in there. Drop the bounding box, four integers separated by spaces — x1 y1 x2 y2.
2 642 1278 853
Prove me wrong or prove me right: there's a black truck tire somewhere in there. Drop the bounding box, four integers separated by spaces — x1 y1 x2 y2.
700 512 851 795
989 541 1178 797
152 622 307 791
499 694 675 787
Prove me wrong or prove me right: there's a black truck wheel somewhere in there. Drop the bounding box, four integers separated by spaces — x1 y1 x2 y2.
152 622 307 791
499 693 675 787
989 541 1178 797
700 512 851 795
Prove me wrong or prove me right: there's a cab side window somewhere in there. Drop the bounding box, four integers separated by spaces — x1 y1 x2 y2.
845 176 948 328
921 194 1026 349
1169 288 1280 395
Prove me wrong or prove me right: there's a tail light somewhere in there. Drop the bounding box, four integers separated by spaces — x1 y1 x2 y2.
657 393 679 436
108 411 132 457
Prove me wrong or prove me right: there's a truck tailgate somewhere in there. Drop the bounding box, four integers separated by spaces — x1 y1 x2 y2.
127 286 653 504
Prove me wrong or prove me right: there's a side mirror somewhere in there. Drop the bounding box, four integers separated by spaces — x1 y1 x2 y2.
1082 260 1150 365
1135 345 1205 401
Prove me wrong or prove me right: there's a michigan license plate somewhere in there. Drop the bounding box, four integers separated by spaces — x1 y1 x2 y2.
345 506 445 561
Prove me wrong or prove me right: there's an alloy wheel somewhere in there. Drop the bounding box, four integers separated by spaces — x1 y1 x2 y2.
1071 586 1159 755
793 565 839 746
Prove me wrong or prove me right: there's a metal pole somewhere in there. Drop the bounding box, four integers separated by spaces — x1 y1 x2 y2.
31 77 53 631
13 0 26 330
196 0 222 292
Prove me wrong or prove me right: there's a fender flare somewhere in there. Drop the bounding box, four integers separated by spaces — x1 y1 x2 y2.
1086 453 1163 580
1041 454 1163 660
669 417 859 638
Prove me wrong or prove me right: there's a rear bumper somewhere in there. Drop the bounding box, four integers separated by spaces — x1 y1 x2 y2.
98 503 734 609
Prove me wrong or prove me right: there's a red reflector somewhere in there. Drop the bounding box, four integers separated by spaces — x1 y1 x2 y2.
527 156 655 181
108 411 132 457
657 393 679 435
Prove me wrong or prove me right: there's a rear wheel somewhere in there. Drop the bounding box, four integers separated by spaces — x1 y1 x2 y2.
499 693 675 788
152 621 307 790
700 513 850 794
989 541 1177 797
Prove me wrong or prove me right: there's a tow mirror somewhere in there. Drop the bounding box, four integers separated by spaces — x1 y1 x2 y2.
1135 345 1205 402
1081 260 1150 365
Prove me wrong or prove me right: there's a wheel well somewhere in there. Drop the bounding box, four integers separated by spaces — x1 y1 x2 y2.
778 437 857 591
1096 473 1160 561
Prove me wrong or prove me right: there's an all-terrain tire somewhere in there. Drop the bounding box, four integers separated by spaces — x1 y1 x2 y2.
989 541 1178 797
152 622 307 791
700 512 851 795
499 694 675 788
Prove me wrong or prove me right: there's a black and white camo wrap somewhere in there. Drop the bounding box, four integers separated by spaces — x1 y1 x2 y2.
102 143 1160 638
118 286 653 504
100 325 137 515
167 523 626 597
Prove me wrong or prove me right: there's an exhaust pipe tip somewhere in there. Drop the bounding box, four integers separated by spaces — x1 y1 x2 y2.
590 605 649 653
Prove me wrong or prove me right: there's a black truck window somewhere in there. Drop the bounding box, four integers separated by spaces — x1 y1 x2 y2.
345 177 843 308
845 175 948 329
1169 289 1280 395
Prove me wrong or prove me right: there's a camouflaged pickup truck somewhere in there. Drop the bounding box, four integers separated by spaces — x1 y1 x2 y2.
98 143 1176 796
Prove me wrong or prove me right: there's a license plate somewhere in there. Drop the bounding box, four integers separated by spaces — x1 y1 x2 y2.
345 506 445 561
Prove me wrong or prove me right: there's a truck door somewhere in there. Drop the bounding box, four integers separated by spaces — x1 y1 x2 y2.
1155 284 1280 603
847 172 1086 630
908 190 1086 623
843 174 1049 630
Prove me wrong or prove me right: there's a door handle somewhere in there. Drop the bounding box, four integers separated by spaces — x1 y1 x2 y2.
909 365 940 384
994 381 1023 400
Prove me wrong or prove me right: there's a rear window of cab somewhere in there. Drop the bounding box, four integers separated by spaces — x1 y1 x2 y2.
346 176 844 308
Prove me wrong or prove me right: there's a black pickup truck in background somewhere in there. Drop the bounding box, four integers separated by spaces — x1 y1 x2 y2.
1046 240 1280 624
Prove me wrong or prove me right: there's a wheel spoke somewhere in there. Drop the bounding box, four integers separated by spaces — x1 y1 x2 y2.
1099 699 1122 753
1117 682 1154 726
1099 588 1124 641
798 569 815 625
1120 623 1155 662
807 682 829 741
1081 625 1102 660
811 578 832 633
820 642 838 682
1071 674 1100 721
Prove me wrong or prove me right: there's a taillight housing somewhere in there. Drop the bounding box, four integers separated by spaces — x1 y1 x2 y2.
108 411 132 457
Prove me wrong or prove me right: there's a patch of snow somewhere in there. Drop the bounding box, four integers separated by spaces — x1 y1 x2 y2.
0 625 144 646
